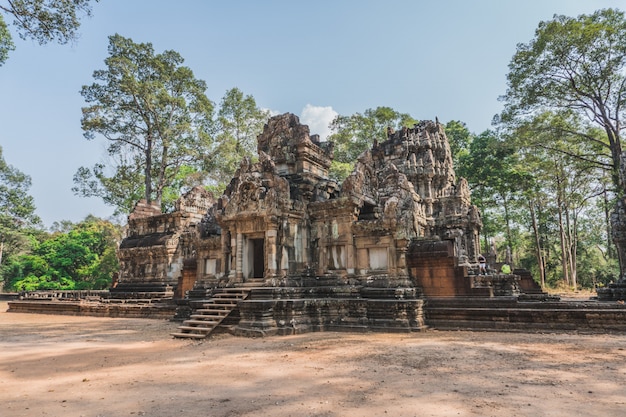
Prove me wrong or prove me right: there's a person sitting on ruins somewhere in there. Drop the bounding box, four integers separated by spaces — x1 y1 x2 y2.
478 254 487 275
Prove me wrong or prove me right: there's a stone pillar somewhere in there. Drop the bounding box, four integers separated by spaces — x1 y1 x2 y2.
396 239 408 277
356 248 368 276
318 244 327 276
228 235 236 279
388 243 397 275
236 233 244 282
266 229 278 279
346 233 355 275
425 178 434 217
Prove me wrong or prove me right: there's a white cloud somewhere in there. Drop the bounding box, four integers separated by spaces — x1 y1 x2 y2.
262 107 282 117
300 104 338 141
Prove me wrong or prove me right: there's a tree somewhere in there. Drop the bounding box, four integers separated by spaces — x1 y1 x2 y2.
327 107 417 181
458 130 531 254
0 0 96 66
75 34 215 214
212 87 269 186
4 216 121 291
0 14 13 65
445 120 474 167
73 152 145 215
500 8 626 189
0 145 41 270
499 8 626 284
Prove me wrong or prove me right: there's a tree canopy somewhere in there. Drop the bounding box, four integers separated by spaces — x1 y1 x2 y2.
212 87 269 186
2 216 121 291
495 7 626 287
500 8 626 189
0 145 41 268
75 34 215 214
327 106 417 181
0 0 97 66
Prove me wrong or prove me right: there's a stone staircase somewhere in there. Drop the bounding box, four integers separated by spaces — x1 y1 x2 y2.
171 289 250 339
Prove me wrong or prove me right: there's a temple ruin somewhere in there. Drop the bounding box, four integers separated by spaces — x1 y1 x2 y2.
10 113 626 333
107 113 546 337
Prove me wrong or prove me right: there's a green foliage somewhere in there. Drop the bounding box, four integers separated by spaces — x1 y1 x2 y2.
500 8 626 189
0 0 96 66
160 164 204 212
329 160 354 183
0 146 40 227
0 145 42 273
513 111 612 183
514 111 615 288
75 34 216 213
73 160 144 216
3 217 121 291
75 37 270 213
327 106 417 181
212 87 269 187
444 120 473 167
498 8 626 285
0 13 14 65
458 130 532 251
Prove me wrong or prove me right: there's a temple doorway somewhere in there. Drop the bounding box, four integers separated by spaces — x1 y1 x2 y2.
175 259 197 299
245 237 265 279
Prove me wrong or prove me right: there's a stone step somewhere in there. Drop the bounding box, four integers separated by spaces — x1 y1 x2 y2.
237 281 264 288
196 308 230 314
172 289 250 339
177 325 213 332
201 301 237 306
171 332 207 339
195 307 230 313
190 313 226 319
213 292 249 297
204 301 237 307
183 319 221 326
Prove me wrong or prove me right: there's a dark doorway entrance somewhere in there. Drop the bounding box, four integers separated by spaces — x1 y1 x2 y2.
251 238 265 278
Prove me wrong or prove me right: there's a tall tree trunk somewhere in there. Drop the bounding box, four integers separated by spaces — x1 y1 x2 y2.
501 193 514 256
155 144 169 209
555 172 570 287
605 123 622 189
145 135 153 204
604 184 614 259
529 200 546 287
565 206 577 289
557 205 570 286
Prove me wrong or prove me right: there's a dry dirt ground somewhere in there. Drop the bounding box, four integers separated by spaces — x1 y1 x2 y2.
1 300 626 417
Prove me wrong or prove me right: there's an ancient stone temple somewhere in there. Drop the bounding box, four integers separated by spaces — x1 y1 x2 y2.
112 187 215 299
115 113 522 336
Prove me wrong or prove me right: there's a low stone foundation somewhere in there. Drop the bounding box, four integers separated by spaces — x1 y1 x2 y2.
8 286 626 335
235 297 425 337
107 282 174 300
7 300 176 319
596 282 626 301
426 297 626 332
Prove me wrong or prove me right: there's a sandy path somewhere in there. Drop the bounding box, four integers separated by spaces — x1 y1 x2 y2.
1 301 625 417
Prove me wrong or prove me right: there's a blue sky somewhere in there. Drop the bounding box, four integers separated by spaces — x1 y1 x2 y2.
1 0 624 227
